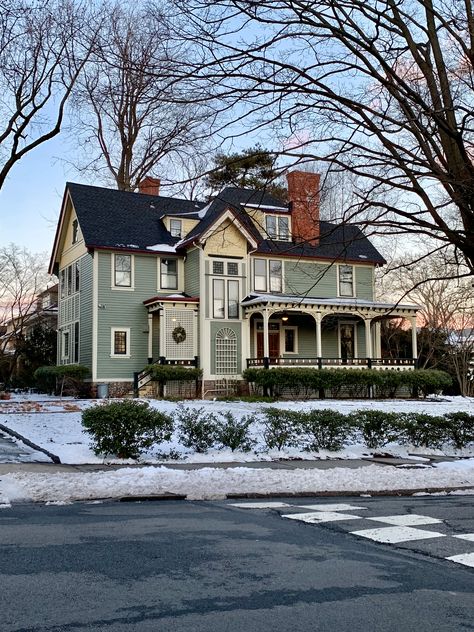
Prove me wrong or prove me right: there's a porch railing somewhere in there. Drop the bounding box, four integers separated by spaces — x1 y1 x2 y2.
134 356 199 395
246 357 416 369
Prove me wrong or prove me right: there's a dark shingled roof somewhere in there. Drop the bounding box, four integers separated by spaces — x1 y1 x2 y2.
67 182 205 250
65 182 385 264
256 221 386 264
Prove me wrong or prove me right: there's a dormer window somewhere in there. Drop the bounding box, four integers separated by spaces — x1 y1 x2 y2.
170 219 182 238
265 214 290 241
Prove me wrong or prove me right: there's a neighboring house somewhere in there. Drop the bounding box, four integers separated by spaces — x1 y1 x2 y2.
0 285 58 355
48 172 419 396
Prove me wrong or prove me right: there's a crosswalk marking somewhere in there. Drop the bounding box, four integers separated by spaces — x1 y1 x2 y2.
282 511 362 523
366 514 442 526
295 503 366 512
453 533 474 542
351 526 446 544
446 552 474 568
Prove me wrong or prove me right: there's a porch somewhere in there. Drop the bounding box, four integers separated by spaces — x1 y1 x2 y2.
242 293 420 372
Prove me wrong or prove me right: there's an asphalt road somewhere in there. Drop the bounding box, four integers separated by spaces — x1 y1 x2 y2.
0 496 473 632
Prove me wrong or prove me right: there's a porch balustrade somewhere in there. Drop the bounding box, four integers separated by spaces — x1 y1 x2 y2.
246 357 416 369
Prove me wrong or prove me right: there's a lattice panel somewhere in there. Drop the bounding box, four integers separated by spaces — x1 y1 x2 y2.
164 309 195 359
215 327 238 375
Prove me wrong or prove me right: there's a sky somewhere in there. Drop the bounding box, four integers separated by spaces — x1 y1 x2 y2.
0 135 91 257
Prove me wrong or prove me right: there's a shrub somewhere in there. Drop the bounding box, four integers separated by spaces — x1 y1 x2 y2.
261 408 303 450
215 412 257 452
82 400 173 459
399 412 449 448
176 404 217 453
350 409 401 449
34 364 90 396
405 370 453 398
443 412 474 449
301 409 353 451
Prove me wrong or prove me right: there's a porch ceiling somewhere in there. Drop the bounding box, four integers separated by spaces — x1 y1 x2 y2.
241 293 420 319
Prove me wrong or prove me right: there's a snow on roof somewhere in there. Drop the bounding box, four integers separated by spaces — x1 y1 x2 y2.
147 244 177 253
241 203 289 212
241 293 420 311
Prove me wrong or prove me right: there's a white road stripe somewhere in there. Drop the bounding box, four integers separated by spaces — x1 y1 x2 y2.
446 552 474 568
351 526 446 543
282 511 362 523
366 514 443 526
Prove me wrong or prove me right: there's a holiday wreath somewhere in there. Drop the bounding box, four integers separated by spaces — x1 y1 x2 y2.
172 325 186 344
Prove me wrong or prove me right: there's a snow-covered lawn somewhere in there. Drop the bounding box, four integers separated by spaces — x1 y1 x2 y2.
0 395 473 505
1 395 473 465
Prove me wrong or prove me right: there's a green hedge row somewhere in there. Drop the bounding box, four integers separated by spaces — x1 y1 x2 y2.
261 408 474 451
34 364 90 396
146 365 202 382
243 368 452 398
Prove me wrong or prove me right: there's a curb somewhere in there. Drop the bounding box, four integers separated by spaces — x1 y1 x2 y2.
0 423 61 464
225 486 474 499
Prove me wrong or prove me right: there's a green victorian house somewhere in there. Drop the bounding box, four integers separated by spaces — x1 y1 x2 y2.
49 171 419 397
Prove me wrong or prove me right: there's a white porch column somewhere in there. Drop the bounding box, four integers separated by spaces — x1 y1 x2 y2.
263 309 269 360
410 315 418 360
365 318 373 359
147 313 153 363
374 321 382 358
315 312 322 358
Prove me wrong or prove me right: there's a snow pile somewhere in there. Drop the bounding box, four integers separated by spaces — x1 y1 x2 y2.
0 460 473 504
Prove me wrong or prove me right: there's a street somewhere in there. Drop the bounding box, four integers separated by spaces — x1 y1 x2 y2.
1 495 473 631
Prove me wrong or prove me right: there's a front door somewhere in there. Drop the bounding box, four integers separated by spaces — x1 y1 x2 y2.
340 323 355 363
256 323 280 357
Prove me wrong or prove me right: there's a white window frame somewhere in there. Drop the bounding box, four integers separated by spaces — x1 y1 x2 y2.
112 254 134 290
265 214 291 241
170 219 182 238
338 321 357 360
282 326 298 354
111 327 131 358
253 258 284 293
61 330 70 360
160 258 178 290
337 264 355 298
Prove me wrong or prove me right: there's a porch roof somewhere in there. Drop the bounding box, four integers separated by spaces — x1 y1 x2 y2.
143 293 199 312
241 293 420 317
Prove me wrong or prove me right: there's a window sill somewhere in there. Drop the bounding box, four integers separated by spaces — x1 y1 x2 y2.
110 354 131 359
111 286 135 291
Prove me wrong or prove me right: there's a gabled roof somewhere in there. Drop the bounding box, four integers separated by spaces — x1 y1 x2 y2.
65 182 205 251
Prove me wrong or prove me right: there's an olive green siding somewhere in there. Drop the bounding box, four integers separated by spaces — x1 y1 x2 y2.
96 251 158 379
284 261 336 298
356 321 366 357
210 321 242 375
184 248 200 296
78 254 93 372
355 266 374 300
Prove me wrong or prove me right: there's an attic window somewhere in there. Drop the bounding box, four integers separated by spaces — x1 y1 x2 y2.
170 219 182 238
72 219 79 244
265 215 290 241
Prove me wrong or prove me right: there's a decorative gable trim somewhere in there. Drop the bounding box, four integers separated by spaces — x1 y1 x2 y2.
48 188 74 275
198 208 258 248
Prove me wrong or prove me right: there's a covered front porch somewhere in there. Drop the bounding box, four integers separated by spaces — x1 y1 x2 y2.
242 294 420 371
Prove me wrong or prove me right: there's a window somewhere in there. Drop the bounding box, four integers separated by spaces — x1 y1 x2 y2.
114 254 132 287
215 327 238 375
269 260 282 293
111 328 130 357
72 219 79 244
170 219 182 238
254 259 283 293
227 262 238 276
161 258 178 289
61 330 70 360
227 280 239 318
213 261 224 275
73 322 79 363
60 269 66 300
265 215 290 241
74 261 80 293
283 327 297 353
254 259 267 291
339 265 354 297
213 279 225 318
67 265 72 296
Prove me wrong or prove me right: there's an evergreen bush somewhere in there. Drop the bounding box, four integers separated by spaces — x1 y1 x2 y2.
82 400 173 459
261 408 303 450
175 403 217 453
443 412 474 449
215 412 257 452
349 409 401 448
399 412 449 448
301 409 353 451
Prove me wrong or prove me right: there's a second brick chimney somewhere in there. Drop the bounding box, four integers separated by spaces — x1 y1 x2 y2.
287 170 320 245
138 176 160 196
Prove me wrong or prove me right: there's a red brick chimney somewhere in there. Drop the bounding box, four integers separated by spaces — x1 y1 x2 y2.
286 170 320 245
138 176 160 196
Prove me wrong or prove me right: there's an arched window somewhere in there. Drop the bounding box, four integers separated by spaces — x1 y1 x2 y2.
215 328 238 375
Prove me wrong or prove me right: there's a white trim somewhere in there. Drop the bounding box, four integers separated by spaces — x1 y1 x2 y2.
338 321 358 360
111 253 135 290
200 208 258 248
337 264 356 298
61 329 70 361
110 327 131 358
158 256 179 291
265 214 292 241
92 252 98 381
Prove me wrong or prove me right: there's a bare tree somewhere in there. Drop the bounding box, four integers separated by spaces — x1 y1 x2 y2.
0 244 51 383
0 0 99 191
71 4 213 191
174 0 474 277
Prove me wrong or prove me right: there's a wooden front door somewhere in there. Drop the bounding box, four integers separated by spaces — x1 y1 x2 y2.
257 329 280 357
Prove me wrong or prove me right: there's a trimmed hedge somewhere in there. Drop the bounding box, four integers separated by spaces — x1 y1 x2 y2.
34 364 90 396
147 365 202 382
243 368 452 399
82 399 173 458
